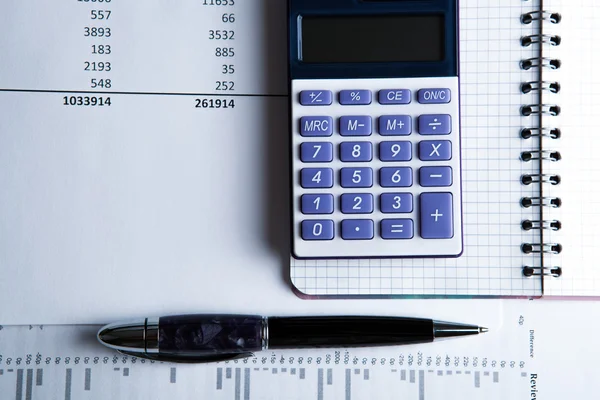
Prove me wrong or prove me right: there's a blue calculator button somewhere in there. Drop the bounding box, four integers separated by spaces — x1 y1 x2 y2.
379 115 411 136
341 219 374 240
381 219 414 239
300 116 333 137
301 142 333 163
420 193 454 239
379 141 412 161
420 166 453 187
379 167 413 187
340 116 372 136
340 167 373 188
339 90 372 105
417 88 451 104
300 90 333 106
301 168 333 188
302 220 334 240
378 89 411 105
380 193 413 213
340 142 372 162
341 193 374 214
301 194 334 214
418 115 452 135
419 140 452 161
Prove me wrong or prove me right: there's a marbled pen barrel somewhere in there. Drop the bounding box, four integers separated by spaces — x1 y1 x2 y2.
267 316 433 348
157 315 265 356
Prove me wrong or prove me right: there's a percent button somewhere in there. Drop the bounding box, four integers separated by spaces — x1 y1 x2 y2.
339 90 372 105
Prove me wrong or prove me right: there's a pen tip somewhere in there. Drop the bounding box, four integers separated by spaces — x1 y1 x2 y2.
479 327 489 333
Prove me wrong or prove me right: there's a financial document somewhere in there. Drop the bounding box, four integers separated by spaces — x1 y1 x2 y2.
0 0 295 324
0 300 595 399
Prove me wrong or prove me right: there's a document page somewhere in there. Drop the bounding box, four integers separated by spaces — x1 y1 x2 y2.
0 300 595 399
0 0 294 324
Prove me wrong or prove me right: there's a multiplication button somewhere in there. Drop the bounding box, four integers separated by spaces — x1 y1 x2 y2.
419 140 451 161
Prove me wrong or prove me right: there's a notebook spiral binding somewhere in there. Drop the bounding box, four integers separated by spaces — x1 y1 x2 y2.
519 4 563 278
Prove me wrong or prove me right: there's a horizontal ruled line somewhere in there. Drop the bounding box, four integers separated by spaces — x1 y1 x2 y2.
0 88 288 98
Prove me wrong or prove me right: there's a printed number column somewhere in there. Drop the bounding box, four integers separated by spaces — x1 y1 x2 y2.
204 0 237 93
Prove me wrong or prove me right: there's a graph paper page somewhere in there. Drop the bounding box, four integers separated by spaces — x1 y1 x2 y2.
291 0 544 297
541 0 600 297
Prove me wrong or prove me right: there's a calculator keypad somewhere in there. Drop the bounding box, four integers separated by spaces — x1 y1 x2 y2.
291 77 462 258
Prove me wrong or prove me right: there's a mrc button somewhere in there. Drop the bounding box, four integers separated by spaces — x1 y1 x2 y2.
418 88 451 104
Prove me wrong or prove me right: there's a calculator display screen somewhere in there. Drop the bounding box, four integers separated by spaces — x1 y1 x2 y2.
300 15 444 63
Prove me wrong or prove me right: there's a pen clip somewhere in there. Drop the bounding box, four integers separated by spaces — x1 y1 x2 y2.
117 350 255 364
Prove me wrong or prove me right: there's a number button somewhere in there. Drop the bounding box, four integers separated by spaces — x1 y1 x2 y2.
301 142 333 163
379 141 412 161
340 142 372 162
380 193 413 213
340 116 372 136
300 116 333 137
341 220 374 240
341 194 374 214
301 194 334 214
302 220 334 240
301 168 333 188
300 90 333 106
381 219 414 239
419 140 451 161
379 167 413 187
340 168 373 188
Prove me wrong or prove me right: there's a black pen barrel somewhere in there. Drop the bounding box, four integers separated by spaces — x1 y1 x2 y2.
267 316 433 349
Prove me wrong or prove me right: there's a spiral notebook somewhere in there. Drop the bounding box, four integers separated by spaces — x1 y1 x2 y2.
291 0 600 299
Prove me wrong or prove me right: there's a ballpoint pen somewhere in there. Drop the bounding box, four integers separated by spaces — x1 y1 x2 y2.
97 314 488 363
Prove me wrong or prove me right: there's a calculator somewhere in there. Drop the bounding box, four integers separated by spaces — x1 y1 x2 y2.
288 0 463 259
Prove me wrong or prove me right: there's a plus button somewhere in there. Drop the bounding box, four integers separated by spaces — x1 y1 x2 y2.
431 209 443 222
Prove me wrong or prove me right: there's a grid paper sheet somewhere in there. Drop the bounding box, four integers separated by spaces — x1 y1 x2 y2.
542 0 600 297
290 0 544 298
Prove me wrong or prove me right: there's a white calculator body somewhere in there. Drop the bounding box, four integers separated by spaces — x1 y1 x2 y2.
288 0 463 259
